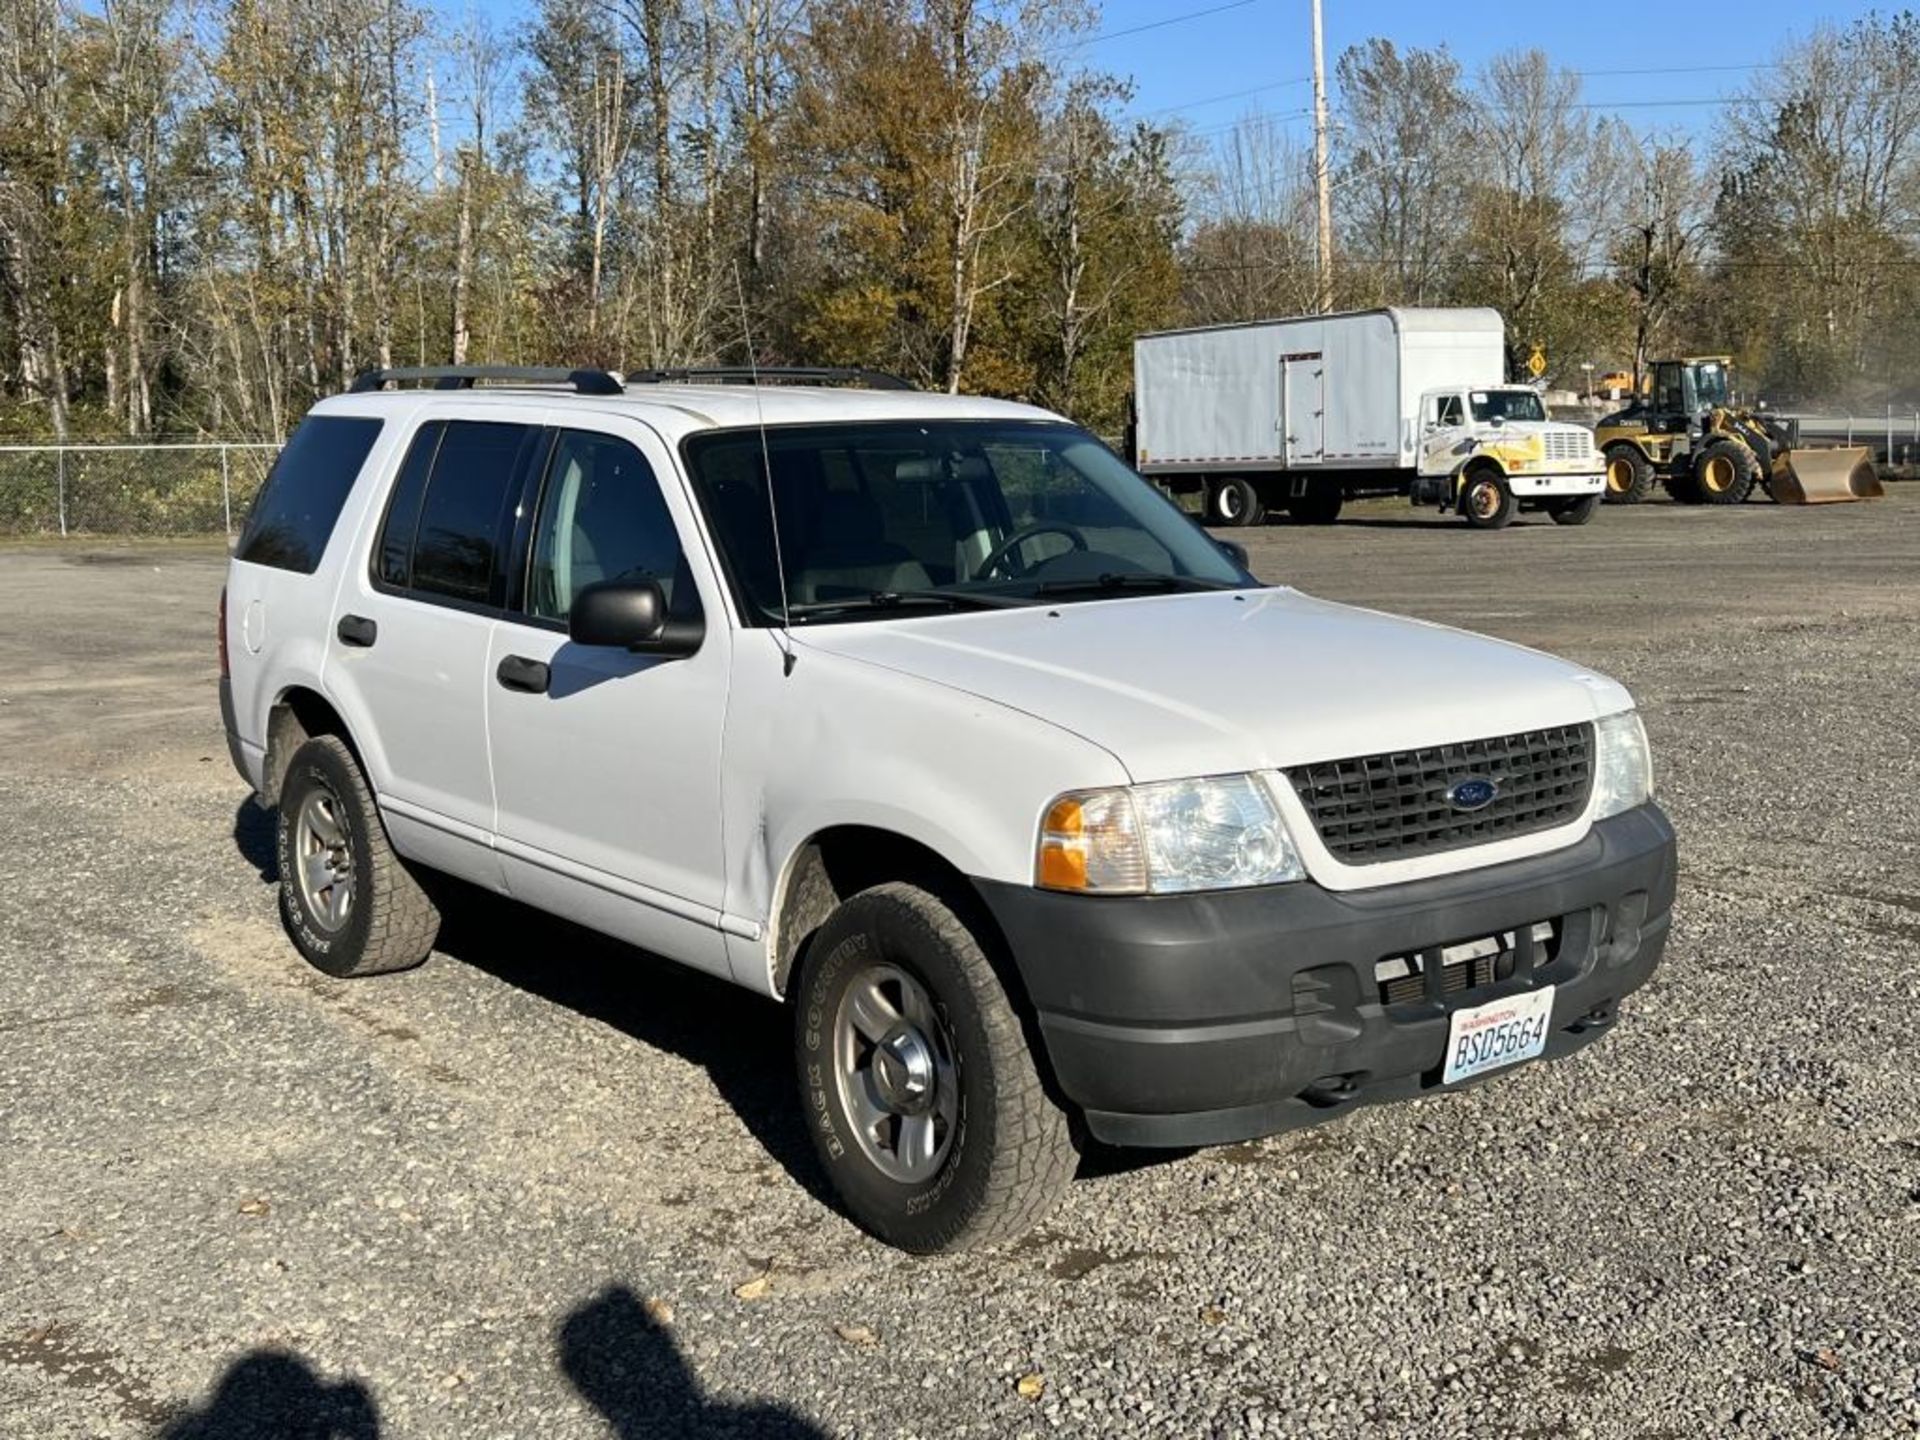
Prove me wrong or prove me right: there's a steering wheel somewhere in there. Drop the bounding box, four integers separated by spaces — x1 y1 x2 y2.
974 522 1089 580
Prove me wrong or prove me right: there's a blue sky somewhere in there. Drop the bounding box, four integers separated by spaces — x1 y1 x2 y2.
449 0 1877 148
1074 0 1875 143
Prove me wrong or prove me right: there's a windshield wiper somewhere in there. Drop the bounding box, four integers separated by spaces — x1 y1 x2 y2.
782 588 1027 623
1031 573 1241 598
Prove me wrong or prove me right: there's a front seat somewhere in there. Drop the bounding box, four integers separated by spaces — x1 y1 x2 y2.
793 492 931 602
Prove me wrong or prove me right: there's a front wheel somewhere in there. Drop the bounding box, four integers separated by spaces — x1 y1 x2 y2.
1548 494 1600 526
1461 469 1515 529
794 883 1078 1253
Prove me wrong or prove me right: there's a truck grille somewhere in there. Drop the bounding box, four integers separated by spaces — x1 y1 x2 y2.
1544 430 1593 462
1284 723 1594 863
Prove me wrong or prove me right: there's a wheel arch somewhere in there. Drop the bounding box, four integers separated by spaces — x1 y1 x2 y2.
767 822 1075 1123
263 684 366 806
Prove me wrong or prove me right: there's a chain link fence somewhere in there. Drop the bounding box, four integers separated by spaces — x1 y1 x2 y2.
0 442 282 538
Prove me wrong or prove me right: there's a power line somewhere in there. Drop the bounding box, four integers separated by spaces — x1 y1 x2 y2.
1049 0 1260 53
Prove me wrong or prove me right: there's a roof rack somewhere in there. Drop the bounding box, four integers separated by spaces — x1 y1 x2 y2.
348 366 624 396
628 366 914 392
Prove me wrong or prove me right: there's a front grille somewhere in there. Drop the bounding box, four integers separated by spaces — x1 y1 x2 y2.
1285 723 1594 863
1544 430 1593 462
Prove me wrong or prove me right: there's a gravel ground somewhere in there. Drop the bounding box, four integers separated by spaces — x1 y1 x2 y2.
2 494 1918 1438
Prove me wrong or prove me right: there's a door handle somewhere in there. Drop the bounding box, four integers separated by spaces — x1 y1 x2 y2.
336 614 377 647
496 654 551 695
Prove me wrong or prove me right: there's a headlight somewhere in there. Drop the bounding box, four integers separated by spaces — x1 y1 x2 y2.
1037 774 1304 894
1592 710 1654 818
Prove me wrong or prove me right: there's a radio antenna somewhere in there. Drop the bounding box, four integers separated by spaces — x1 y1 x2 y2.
732 262 797 676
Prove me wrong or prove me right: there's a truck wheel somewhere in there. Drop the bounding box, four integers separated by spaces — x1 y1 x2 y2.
1208 476 1264 527
1548 494 1600 526
276 735 440 978
1285 488 1343 524
794 883 1078 1253
1693 438 1759 504
1461 469 1515 530
1602 444 1653 504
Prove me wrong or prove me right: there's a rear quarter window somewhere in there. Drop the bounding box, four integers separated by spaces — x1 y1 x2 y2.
235 416 384 574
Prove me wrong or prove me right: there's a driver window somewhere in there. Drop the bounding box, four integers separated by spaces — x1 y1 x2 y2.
527 430 687 622
1433 395 1464 426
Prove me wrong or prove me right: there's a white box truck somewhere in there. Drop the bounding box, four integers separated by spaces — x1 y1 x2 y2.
1129 307 1604 530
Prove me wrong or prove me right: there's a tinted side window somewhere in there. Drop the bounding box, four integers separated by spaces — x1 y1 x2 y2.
409 422 541 605
235 416 383 573
375 422 443 588
527 431 688 621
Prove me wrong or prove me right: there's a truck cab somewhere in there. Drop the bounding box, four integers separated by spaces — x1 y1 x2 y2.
1414 385 1604 528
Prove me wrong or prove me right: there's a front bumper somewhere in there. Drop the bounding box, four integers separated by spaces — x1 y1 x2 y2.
1511 468 1604 496
977 804 1675 1147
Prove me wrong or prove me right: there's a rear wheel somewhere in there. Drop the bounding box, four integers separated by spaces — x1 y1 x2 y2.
1693 438 1760 505
1208 476 1264 527
276 736 439 978
1602 444 1653 504
1285 487 1344 525
1548 494 1600 526
1461 468 1515 530
794 883 1078 1253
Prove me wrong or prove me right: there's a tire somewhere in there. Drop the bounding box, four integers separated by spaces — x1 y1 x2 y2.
276 735 439 978
1549 494 1600 526
1285 487 1344 524
1209 476 1264 527
1602 444 1653 504
794 882 1078 1253
1460 467 1515 529
1693 438 1760 505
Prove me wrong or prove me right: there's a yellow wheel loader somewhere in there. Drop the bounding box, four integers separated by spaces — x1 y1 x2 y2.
1594 356 1883 506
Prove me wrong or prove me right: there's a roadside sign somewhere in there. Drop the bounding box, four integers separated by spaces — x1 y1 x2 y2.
1527 346 1547 379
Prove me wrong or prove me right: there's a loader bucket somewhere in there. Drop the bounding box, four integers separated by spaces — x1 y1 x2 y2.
1773 446 1884 504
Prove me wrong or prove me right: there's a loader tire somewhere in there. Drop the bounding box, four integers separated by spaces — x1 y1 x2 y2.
1693 438 1760 505
1603 444 1653 504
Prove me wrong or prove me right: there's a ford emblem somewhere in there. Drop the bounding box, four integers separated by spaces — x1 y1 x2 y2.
1447 777 1499 812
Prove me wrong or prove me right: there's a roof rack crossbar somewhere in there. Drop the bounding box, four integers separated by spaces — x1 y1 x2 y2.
348 366 624 396
627 366 914 392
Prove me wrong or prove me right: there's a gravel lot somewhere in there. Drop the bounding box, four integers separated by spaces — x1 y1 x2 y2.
3 495 1918 1438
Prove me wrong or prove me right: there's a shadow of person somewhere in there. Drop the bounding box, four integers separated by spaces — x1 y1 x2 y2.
560 1286 825 1438
155 1350 379 1439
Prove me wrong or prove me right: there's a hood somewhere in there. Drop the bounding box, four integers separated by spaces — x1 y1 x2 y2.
793 588 1631 783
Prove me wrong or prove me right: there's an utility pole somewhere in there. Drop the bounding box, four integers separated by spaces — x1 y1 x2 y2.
1310 0 1333 313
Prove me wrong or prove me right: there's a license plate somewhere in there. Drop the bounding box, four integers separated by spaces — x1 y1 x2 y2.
1442 985 1556 1086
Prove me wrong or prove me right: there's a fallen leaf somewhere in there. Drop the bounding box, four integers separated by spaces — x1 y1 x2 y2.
1812 1348 1842 1373
834 1323 876 1346
1201 1304 1228 1326
733 1275 771 1302
237 1198 271 1217
643 1297 674 1327
1015 1372 1045 1401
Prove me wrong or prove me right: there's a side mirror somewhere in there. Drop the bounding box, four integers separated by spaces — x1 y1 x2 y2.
1489 415 1504 428
569 578 703 657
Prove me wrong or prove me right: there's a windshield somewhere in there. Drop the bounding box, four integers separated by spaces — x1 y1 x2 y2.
1693 362 1730 409
682 420 1250 625
1469 389 1546 423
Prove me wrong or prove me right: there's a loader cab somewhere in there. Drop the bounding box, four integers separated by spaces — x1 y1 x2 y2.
1650 358 1732 427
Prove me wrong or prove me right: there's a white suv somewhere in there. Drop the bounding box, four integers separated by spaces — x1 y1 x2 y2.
220 365 1675 1253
